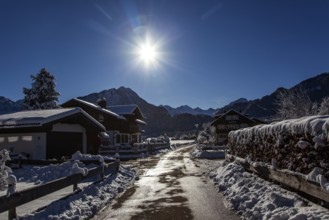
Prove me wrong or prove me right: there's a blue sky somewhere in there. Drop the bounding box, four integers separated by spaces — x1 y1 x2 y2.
0 0 329 109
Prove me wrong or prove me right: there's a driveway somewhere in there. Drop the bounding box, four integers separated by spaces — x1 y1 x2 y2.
93 144 239 220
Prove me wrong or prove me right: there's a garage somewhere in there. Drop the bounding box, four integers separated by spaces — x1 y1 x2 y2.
46 132 83 159
0 108 105 160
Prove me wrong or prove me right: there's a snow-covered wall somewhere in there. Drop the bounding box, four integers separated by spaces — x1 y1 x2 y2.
228 115 329 178
0 133 46 159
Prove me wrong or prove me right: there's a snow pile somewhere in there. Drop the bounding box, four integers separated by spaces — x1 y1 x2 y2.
70 162 88 176
13 161 88 185
190 146 225 159
71 151 113 161
211 161 329 219
20 165 135 220
228 115 329 177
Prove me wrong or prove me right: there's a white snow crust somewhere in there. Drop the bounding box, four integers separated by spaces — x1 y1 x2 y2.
0 157 135 219
211 161 329 220
228 115 329 177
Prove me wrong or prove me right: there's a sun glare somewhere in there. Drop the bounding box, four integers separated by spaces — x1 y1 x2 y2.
138 43 157 64
134 36 162 69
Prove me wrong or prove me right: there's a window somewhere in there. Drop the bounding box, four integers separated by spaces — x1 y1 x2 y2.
225 115 239 121
116 134 121 144
240 123 248 128
98 114 104 123
116 134 129 144
217 124 226 130
227 124 240 130
8 136 19 142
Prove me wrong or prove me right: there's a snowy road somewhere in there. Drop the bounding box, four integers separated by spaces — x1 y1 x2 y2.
92 144 238 220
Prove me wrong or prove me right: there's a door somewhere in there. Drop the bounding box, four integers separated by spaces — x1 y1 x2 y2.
46 132 83 159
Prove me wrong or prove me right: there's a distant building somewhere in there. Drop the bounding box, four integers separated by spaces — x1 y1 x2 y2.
61 98 146 147
0 108 105 159
211 109 264 145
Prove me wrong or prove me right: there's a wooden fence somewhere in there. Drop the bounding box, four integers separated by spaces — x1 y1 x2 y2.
226 154 329 207
0 160 120 220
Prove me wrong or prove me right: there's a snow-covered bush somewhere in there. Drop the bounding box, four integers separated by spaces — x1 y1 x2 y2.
197 123 216 144
0 149 12 191
228 115 329 178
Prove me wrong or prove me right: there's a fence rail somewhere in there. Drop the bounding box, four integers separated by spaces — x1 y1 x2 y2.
226 154 329 207
0 160 120 219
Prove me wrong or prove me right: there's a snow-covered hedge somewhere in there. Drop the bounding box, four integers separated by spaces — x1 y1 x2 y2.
228 115 329 178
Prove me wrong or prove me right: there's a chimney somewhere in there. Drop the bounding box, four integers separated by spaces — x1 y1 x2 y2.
97 98 107 109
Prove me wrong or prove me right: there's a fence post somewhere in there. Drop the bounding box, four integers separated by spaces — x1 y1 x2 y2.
99 158 105 180
73 183 77 191
115 159 120 172
18 156 22 169
8 207 17 220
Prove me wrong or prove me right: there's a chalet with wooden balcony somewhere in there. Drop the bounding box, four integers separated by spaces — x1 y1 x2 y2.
61 98 146 147
211 109 264 145
108 105 146 145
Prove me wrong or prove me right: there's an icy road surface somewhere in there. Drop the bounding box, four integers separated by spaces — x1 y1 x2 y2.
93 144 238 220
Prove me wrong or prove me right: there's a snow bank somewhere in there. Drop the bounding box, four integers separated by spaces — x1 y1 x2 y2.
211 161 329 219
190 146 225 159
20 165 135 220
71 151 113 161
228 115 329 178
13 161 89 185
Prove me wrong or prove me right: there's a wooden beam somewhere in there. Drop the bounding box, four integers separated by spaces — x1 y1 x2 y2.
226 154 329 204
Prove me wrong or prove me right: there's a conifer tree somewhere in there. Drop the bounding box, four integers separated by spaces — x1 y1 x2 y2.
23 68 60 110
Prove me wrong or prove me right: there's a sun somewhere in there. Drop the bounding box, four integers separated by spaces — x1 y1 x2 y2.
134 37 161 69
138 43 157 64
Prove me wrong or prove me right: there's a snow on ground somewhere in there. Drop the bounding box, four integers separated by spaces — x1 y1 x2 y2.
20 165 135 220
4 143 328 219
192 147 329 219
0 153 136 220
211 161 329 220
190 148 225 159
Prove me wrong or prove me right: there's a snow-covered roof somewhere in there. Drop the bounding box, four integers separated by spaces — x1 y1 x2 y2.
211 109 258 126
65 99 126 120
135 119 146 125
108 105 145 118
0 107 105 131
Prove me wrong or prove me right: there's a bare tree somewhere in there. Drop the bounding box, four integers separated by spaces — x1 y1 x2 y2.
277 89 316 120
318 96 329 115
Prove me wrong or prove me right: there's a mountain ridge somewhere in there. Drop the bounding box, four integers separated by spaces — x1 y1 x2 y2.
1 72 329 132
215 72 329 119
77 87 211 135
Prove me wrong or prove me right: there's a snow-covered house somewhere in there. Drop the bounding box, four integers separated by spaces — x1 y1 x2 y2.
108 104 146 145
61 99 146 146
0 108 105 159
211 109 264 145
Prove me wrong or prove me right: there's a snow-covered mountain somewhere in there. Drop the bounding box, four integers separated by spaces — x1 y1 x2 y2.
0 96 22 114
1 72 329 126
78 87 212 135
162 105 217 116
